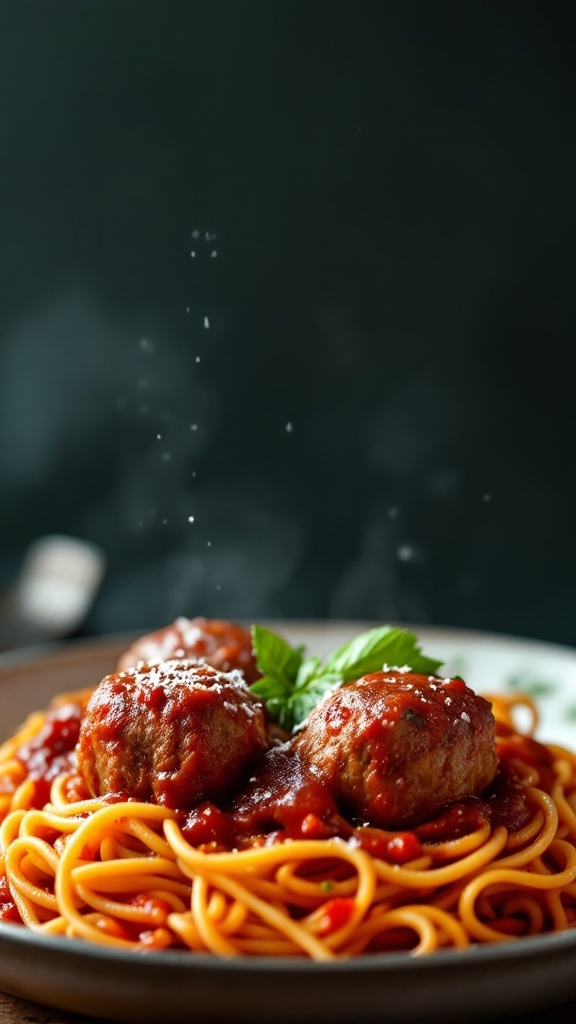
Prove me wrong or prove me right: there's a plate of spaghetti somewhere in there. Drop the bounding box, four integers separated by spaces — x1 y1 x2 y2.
0 619 575 1024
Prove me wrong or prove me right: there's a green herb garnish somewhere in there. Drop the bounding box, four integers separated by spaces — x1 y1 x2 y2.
249 624 443 732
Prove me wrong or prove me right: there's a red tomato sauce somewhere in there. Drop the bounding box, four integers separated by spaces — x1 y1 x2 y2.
0 876 21 923
11 702 83 810
180 745 424 862
7 700 538 862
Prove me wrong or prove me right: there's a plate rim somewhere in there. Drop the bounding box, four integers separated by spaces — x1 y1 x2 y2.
1 618 576 669
1 622 576 1022
2 912 576 973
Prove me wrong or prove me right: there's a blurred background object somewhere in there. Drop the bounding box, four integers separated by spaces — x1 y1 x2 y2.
0 0 574 645
0 536 106 651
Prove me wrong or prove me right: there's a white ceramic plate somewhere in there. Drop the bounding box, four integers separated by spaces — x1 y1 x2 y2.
1 622 575 1024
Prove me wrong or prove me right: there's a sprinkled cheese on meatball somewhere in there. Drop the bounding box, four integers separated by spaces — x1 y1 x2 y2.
293 671 498 828
116 616 260 684
77 660 270 808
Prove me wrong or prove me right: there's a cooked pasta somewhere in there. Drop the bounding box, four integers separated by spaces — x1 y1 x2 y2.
1 687 575 959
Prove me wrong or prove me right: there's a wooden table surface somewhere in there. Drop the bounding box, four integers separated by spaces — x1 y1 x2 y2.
2 990 576 1024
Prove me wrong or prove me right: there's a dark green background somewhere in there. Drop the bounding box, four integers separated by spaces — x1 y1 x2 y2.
0 0 574 642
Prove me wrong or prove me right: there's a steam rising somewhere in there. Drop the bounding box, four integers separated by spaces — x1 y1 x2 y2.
0 282 306 632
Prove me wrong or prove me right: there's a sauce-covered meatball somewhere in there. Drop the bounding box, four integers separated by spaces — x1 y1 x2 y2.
293 671 498 828
116 616 260 684
77 660 270 808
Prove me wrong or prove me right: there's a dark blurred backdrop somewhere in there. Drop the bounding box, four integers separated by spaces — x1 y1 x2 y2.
0 0 575 643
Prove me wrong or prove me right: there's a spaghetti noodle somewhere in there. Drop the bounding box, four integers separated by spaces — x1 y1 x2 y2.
1 687 575 959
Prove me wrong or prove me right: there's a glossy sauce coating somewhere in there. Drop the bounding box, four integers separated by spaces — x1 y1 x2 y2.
117 617 261 684
182 744 425 863
13 701 84 807
0 736 535 926
294 671 499 827
2 665 544 934
179 743 532 857
77 660 270 807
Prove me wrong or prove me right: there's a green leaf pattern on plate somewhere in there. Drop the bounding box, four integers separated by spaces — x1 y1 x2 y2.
505 672 558 699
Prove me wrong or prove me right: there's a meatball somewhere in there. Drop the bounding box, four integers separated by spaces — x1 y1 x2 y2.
293 671 498 828
77 660 270 808
116 616 260 684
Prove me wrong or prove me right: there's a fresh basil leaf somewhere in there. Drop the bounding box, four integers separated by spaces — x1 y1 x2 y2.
323 625 442 681
250 676 291 702
277 701 297 733
294 670 341 700
251 624 304 685
285 695 311 733
286 670 342 731
294 655 321 689
266 698 286 724
249 622 444 733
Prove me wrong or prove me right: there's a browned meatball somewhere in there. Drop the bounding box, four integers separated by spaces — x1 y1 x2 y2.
116 616 260 684
77 660 270 809
293 671 498 828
